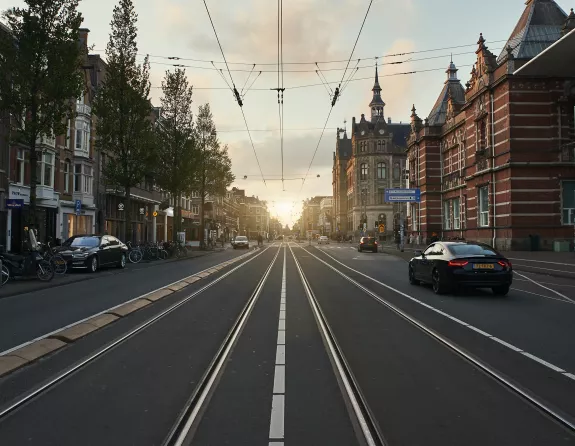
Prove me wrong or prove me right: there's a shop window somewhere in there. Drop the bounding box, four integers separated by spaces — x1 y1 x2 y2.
377 162 386 179
479 186 489 227
562 181 575 225
16 149 24 184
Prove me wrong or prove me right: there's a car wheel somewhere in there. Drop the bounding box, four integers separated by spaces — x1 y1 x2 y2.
432 268 447 294
117 253 126 269
88 256 98 273
409 266 420 285
492 285 510 296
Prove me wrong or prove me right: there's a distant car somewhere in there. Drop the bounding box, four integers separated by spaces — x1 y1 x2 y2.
408 241 513 295
233 235 250 249
318 236 329 244
57 235 128 273
358 237 378 253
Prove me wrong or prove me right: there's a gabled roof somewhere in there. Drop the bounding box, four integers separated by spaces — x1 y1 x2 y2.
497 0 567 63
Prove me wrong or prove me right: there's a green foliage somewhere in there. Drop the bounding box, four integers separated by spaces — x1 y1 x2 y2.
0 0 85 225
91 0 154 242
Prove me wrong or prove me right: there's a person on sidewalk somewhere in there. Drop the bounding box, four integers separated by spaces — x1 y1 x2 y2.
257 234 263 247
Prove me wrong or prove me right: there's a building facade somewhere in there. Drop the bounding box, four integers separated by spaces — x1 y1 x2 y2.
319 197 333 235
340 68 410 237
407 0 575 250
332 130 351 236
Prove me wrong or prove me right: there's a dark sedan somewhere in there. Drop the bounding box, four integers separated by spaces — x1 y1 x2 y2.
358 237 378 253
408 241 513 295
58 235 128 273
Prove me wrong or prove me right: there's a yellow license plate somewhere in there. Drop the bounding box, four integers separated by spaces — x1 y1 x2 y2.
55 260 66 265
473 264 494 269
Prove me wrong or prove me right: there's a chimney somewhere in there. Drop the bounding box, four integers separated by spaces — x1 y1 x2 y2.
79 28 90 52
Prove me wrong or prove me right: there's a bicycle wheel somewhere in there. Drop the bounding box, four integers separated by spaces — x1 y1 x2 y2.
159 249 168 260
1 265 9 285
51 255 67 275
36 260 54 282
129 249 143 264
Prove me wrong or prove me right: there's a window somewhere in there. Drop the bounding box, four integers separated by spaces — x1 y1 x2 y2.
478 120 487 151
35 152 54 187
377 188 385 204
377 140 385 151
63 159 71 193
192 204 199 214
360 163 368 180
191 191 200 198
562 181 575 225
83 165 93 195
448 244 498 256
478 186 489 227
443 201 451 230
16 149 24 184
453 198 460 229
74 164 82 192
393 162 401 180
75 118 90 155
377 162 386 179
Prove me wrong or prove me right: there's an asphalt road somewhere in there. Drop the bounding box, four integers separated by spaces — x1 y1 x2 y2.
0 242 574 445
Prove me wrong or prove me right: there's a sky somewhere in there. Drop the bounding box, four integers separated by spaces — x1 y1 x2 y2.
1 0 572 226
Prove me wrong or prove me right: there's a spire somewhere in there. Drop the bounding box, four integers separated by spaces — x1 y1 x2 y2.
446 58 458 82
563 8 575 36
369 63 385 120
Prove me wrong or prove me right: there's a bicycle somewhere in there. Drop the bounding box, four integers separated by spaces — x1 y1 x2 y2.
126 241 143 264
42 241 67 275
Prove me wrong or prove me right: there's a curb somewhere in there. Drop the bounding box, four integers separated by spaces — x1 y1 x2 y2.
0 249 224 300
0 248 258 378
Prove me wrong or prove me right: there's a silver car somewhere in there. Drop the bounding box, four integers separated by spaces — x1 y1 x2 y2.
233 236 250 249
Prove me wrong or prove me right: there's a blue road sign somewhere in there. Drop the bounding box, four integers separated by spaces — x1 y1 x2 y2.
384 188 421 203
6 199 24 209
75 199 82 216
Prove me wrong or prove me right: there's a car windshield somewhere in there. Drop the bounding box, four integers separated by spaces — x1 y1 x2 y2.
66 237 100 248
235 236 247 241
448 244 498 256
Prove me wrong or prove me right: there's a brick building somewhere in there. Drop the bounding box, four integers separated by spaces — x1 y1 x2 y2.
407 0 575 250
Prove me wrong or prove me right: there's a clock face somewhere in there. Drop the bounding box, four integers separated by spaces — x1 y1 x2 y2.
379 129 385 135
361 131 365 135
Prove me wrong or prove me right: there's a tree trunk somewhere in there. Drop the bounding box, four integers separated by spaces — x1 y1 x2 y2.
200 189 205 250
125 186 132 243
173 191 180 243
29 138 39 234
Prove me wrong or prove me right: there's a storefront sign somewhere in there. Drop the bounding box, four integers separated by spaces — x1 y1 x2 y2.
9 185 30 204
6 199 24 209
139 207 145 215
118 203 125 211
75 199 82 216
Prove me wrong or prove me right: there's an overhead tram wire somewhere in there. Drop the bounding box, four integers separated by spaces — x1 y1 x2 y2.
202 0 267 187
300 0 373 194
274 0 286 191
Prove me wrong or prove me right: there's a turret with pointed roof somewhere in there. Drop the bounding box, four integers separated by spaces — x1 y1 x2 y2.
427 59 466 126
497 0 568 63
369 65 385 121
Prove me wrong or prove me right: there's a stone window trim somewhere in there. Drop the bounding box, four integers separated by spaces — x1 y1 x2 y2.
377 162 386 179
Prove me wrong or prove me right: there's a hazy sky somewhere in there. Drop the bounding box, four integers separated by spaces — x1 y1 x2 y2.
2 0 572 225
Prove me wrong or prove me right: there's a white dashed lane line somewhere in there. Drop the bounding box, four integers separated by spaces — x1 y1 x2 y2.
315 248 575 383
269 247 287 445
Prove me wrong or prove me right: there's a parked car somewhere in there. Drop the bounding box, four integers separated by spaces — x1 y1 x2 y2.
318 236 330 244
408 241 513 295
233 235 250 249
57 235 128 273
358 237 378 253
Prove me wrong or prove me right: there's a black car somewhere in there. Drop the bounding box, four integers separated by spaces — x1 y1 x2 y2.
57 235 128 273
408 241 512 295
358 237 378 253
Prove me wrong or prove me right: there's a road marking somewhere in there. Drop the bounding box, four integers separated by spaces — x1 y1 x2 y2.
515 272 575 304
312 248 575 382
269 247 287 444
507 258 575 267
512 264 575 274
511 287 575 305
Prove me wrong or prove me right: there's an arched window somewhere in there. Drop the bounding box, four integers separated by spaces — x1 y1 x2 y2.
393 162 401 180
360 163 368 180
377 140 382 151
64 159 71 193
377 162 386 179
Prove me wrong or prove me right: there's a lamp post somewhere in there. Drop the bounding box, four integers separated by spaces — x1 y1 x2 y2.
199 129 217 250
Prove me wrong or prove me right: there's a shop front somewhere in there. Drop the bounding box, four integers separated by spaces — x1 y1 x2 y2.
58 200 96 243
105 194 158 243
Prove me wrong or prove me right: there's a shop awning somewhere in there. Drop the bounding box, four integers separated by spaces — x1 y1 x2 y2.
514 28 575 77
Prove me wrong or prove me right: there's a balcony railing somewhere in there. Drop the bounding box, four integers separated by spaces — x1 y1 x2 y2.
36 135 56 148
76 103 91 116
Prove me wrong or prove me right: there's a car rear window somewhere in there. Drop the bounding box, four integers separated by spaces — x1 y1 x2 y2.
235 236 247 241
448 244 498 256
362 238 376 243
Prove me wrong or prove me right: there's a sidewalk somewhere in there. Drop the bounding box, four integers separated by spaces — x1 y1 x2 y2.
0 246 229 299
378 243 575 279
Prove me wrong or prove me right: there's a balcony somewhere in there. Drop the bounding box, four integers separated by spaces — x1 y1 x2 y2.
76 103 91 116
36 135 56 149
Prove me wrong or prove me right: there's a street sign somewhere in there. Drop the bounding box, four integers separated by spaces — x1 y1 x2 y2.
118 203 124 211
75 199 82 216
379 224 385 233
385 188 421 203
6 199 24 209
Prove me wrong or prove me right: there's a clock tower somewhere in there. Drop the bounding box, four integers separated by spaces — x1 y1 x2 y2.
369 65 385 121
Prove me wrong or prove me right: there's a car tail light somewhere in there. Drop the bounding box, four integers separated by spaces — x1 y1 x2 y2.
498 260 512 269
448 260 469 267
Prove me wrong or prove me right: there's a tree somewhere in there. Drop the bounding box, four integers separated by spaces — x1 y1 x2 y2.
0 0 84 230
155 68 196 241
91 0 154 243
193 104 234 248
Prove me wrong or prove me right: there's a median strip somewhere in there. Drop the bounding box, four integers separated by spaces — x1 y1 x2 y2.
0 249 259 378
